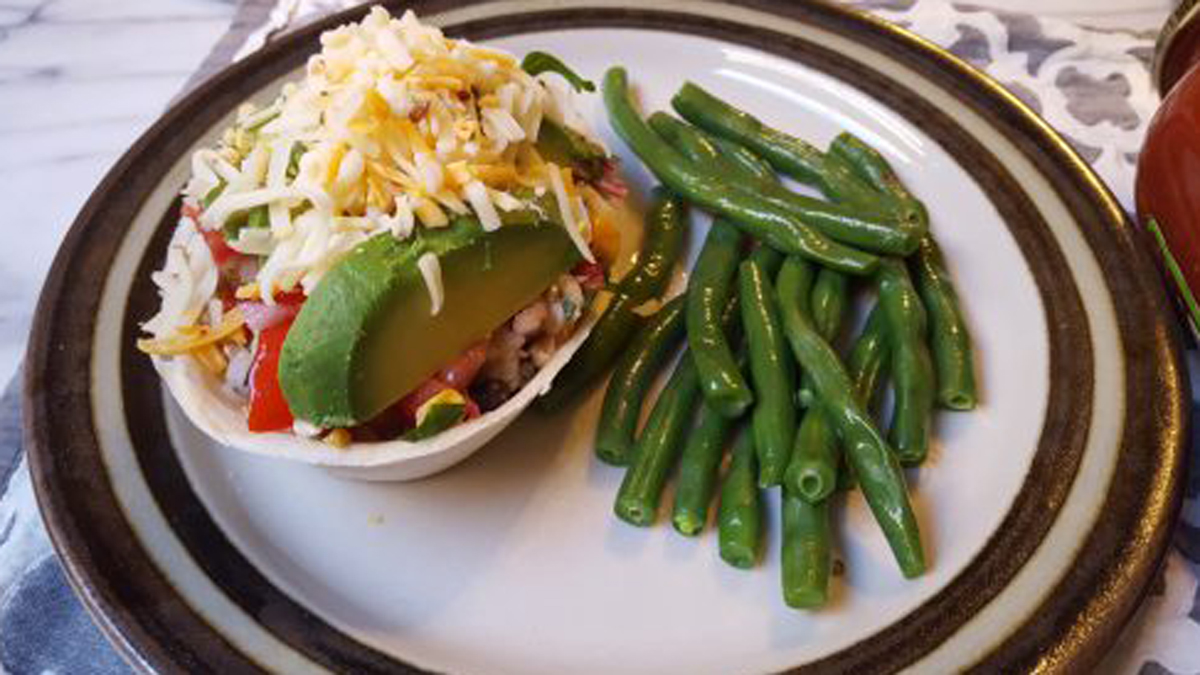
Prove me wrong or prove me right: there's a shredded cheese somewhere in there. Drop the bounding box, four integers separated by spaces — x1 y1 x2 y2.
138 307 246 356
547 162 595 263
154 6 617 349
417 252 444 316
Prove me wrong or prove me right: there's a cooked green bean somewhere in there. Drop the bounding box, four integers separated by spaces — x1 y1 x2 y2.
776 257 924 578
739 247 795 487
649 113 909 253
672 82 821 186
537 292 643 411
672 82 925 241
672 401 737 536
810 268 850 343
614 352 702 526
710 136 777 183
877 259 935 466
687 219 752 417
847 304 891 411
650 113 767 186
613 186 688 303
781 488 832 608
719 429 761 568
828 132 924 214
785 267 848 502
594 295 687 465
837 305 891 493
830 131 976 410
912 237 977 410
786 408 840 502
602 67 878 274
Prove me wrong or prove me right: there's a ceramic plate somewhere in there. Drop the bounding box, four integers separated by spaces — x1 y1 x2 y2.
24 1 1188 673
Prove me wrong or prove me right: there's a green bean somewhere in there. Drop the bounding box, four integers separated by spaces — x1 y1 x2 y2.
847 304 891 412
614 352 702 526
877 259 935 466
672 82 821 186
672 83 926 239
650 113 764 186
837 305 891 493
781 488 832 608
710 136 777 183
672 298 745 534
651 112 913 255
784 267 848 502
810 268 850 346
911 237 977 410
648 114 777 183
537 293 643 411
739 247 795 487
719 429 761 568
829 132 976 410
828 132 924 213
613 186 688 303
687 220 753 418
776 257 924 578
797 304 889 497
602 67 878 274
786 408 840 502
594 295 687 465
671 401 737 536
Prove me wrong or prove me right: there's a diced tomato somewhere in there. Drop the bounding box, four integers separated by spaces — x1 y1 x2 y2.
181 202 202 222
247 318 296 432
463 397 481 420
437 341 488 391
573 259 606 291
201 228 241 269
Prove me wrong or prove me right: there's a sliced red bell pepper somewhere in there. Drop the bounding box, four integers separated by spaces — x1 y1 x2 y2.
247 317 296 432
572 259 606 291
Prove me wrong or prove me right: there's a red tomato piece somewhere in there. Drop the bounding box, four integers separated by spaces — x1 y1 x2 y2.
247 318 296 432
180 202 202 222
201 228 241 269
573 259 606 291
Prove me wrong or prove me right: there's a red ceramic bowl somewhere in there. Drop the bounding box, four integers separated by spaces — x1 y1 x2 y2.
1136 0 1200 334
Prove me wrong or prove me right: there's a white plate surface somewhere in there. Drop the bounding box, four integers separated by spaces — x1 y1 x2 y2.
164 28 1046 675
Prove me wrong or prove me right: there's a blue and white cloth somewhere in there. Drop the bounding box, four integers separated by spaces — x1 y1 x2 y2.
0 1 1195 673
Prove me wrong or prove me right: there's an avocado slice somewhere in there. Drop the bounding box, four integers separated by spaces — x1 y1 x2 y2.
278 214 581 427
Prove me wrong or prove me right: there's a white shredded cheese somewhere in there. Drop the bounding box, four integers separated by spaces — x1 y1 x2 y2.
417 252 444 316
202 187 307 231
141 219 219 338
547 162 595 263
390 194 416 239
165 6 618 332
464 180 501 232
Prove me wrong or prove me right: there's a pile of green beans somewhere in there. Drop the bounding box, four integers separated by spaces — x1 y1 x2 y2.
585 67 978 611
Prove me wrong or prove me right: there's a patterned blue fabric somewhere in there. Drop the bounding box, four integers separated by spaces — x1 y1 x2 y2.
0 1 1195 673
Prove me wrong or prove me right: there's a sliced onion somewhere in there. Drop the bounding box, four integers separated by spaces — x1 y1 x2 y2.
238 301 300 331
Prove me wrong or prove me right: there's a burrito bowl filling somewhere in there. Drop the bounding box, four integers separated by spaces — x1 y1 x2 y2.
137 7 631 446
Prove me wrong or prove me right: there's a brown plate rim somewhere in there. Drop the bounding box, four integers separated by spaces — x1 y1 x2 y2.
23 1 1189 673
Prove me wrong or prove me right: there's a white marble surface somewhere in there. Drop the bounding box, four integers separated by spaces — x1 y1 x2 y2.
0 0 236 388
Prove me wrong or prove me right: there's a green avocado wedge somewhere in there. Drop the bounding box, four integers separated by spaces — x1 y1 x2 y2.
279 214 582 428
